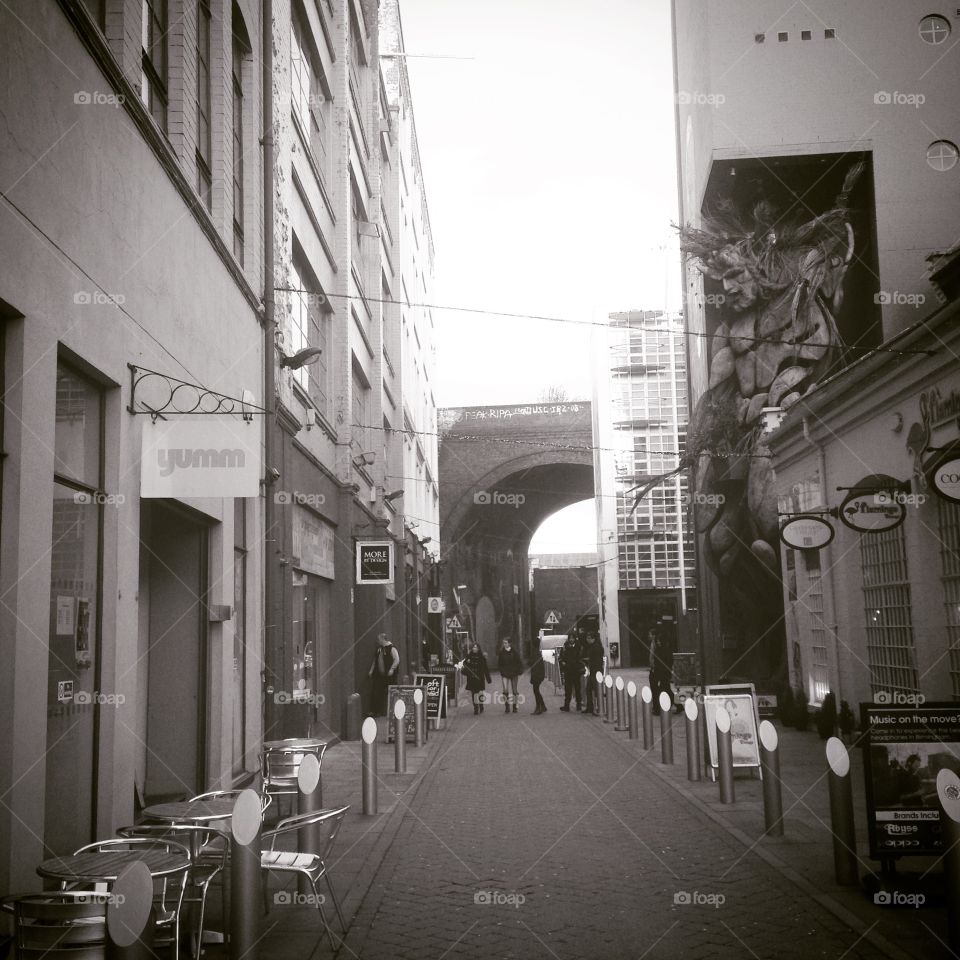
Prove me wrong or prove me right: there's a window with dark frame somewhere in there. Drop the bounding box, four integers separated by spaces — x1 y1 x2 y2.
291 3 331 185
232 498 247 773
232 22 247 265
289 249 331 420
141 0 168 130
196 0 213 210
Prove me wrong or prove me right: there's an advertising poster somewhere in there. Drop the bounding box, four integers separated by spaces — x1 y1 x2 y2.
703 693 761 768
860 702 960 858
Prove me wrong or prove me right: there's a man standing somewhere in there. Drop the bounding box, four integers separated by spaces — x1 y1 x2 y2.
368 632 399 717
649 615 677 716
581 633 604 715
559 635 583 712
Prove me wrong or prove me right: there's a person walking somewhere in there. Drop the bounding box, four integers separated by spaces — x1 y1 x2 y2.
649 615 677 716
462 641 492 715
529 651 547 714
368 633 399 717
559 635 583 712
582 632 604 715
497 638 523 713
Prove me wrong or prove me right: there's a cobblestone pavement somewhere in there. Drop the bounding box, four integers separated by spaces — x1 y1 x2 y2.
337 694 896 960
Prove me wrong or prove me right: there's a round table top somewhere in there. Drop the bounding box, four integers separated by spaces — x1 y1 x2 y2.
262 738 327 751
37 848 189 883
142 799 235 823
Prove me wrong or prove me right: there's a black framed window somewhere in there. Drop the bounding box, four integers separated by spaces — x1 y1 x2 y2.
232 498 247 773
231 20 247 265
141 0 168 130
196 0 213 209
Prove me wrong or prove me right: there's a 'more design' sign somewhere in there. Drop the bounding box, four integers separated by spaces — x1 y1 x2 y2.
141 420 259 497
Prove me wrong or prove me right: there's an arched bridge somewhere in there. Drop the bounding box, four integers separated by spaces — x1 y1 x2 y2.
438 402 594 662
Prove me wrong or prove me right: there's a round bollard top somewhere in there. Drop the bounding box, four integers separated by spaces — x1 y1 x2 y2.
604 675 614 689
361 716 378 744
658 691 672 713
937 769 960 824
615 676 624 691
641 685 652 703
715 706 731 733
394 698 406 719
759 720 778 752
627 680 637 698
413 688 423 704
595 671 604 684
108 860 154 947
683 698 698 721
826 737 849 777
232 788 262 845
298 752 321 794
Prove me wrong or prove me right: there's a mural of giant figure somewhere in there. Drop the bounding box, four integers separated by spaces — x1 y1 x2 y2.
632 163 863 676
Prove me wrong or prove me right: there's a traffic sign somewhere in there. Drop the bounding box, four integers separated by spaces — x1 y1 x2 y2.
427 597 444 614
446 615 462 630
544 610 561 626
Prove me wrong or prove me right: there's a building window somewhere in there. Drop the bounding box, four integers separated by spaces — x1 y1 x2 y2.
141 0 168 129
927 140 960 172
232 9 250 265
232 498 247 773
803 551 829 703
778 32 788 41
938 498 960 698
919 14 951 44
860 525 918 698
196 0 213 210
292 4 331 183
824 28 836 39
289 250 331 419
352 360 372 460
46 361 105 853
801 30 811 40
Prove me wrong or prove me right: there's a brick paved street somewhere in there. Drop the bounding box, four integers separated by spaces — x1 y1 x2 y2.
337 688 901 960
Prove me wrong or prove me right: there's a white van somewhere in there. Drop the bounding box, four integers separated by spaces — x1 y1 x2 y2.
539 633 568 664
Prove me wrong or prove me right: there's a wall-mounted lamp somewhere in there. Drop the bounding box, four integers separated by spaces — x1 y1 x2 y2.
383 489 404 501
419 537 432 545
280 346 323 370
352 452 376 468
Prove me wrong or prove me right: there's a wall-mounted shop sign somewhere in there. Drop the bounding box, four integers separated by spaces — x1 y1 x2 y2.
929 450 960 504
779 515 835 550
356 540 394 584
141 419 259 498
291 506 335 580
839 490 905 533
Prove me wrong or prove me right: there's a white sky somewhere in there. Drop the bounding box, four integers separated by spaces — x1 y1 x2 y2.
401 0 682 552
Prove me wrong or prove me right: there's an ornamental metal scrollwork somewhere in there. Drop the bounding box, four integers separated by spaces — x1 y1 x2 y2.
127 364 266 420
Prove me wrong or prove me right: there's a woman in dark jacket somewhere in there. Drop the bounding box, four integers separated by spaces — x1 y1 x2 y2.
462 641 492 715
529 652 547 715
497 638 523 714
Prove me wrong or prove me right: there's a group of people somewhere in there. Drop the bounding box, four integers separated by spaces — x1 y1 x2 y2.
461 638 524 713
556 631 605 713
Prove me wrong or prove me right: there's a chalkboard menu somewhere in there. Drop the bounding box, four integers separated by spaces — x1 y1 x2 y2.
414 674 447 720
386 685 419 743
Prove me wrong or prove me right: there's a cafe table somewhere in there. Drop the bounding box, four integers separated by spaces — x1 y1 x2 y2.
36 847 190 885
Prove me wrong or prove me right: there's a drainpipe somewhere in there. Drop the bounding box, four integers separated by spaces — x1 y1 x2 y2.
802 417 843 706
262 0 279 738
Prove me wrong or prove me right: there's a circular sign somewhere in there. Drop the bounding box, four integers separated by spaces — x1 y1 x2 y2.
930 454 960 503
938 769 960 825
658 691 672 713
298 753 321 795
759 719 778 752
232 789 263 845
108 861 154 947
839 490 906 533
641 686 652 703
627 680 637 697
361 717 378 744
715 706 730 733
604 675 614 689
826 737 849 777
779 514 835 550
615 676 624 691
684 698 698 721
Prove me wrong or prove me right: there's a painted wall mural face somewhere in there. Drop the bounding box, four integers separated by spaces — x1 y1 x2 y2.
632 161 865 678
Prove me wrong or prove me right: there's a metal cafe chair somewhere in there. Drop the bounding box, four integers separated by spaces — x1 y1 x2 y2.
190 789 274 817
70 838 190 960
259 740 327 817
2 891 108 960
259 805 350 951
117 825 228 958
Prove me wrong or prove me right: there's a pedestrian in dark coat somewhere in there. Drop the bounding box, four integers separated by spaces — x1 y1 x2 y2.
559 636 583 711
582 634 604 715
650 616 677 716
497 638 523 713
462 641 492 715
530 652 547 714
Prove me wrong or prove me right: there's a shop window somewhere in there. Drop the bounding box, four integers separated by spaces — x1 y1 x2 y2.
46 361 105 854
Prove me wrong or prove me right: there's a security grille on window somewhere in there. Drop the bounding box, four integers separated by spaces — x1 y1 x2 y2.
861 525 919 699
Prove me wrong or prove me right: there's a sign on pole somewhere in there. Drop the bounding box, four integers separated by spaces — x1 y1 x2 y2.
544 609 561 626
427 597 445 614
356 541 394 584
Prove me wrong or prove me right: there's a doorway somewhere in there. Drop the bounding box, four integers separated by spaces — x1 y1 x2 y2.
140 502 209 801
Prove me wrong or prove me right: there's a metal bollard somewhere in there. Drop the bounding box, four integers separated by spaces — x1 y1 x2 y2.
343 692 362 741
759 721 783 836
595 671 604 716
106 861 155 960
615 677 628 731
361 717 378 815
937 769 960 952
604 675 614 723
826 737 858 885
413 688 425 748
230 789 263 960
641 686 653 749
684 699 701 781
394 699 407 773
716 707 735 803
659 692 674 764
296 753 323 895
627 681 639 740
